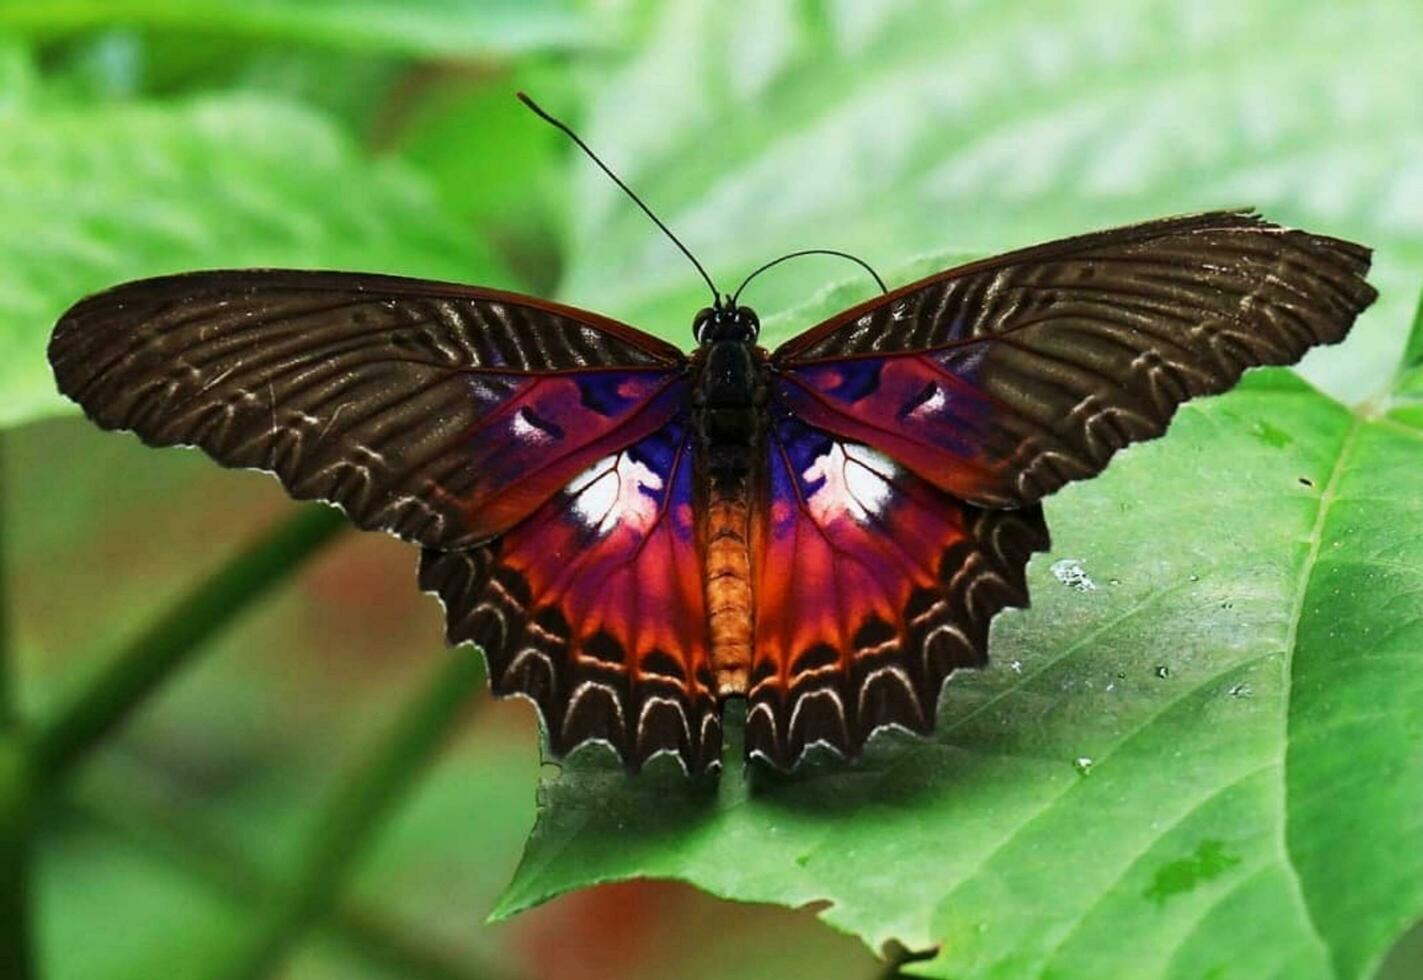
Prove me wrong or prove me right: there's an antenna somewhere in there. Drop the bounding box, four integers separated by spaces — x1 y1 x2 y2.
517 92 723 306
732 249 888 306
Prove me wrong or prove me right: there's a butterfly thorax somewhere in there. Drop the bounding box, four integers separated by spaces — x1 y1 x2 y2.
691 332 768 698
693 339 766 479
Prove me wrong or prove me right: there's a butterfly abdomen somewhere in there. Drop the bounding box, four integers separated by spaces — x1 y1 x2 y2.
704 487 753 696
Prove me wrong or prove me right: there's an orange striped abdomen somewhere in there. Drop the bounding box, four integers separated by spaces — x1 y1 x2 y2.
704 487 753 696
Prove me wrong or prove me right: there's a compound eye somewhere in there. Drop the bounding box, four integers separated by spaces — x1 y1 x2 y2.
692 307 714 341
738 306 760 337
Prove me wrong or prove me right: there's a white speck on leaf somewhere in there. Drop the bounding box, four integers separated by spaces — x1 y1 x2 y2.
1051 558 1096 591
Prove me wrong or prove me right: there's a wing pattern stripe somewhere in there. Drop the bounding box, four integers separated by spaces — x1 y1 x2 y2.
50 270 686 549
773 212 1374 508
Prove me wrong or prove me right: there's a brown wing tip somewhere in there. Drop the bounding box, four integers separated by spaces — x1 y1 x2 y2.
1275 228 1379 343
48 271 273 404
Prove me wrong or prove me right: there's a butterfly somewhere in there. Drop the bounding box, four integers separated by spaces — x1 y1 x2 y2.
47 96 1377 774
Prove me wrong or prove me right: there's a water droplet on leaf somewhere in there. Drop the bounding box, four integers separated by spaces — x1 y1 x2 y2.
1073 757 1094 776
1155 665 1171 679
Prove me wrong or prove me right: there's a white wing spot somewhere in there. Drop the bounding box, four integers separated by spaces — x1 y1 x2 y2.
804 442 897 523
911 386 947 418
511 409 550 443
568 452 664 535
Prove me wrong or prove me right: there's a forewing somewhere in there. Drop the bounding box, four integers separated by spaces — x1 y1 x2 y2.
419 411 720 772
773 211 1376 507
49 270 687 548
746 410 1049 769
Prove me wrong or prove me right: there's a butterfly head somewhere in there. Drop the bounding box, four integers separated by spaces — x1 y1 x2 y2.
694 303 760 345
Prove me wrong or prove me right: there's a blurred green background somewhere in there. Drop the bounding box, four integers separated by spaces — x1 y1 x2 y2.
2 1 1422 978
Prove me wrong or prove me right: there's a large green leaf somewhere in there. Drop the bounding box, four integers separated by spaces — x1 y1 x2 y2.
501 6 1423 971
0 92 512 429
557 0 1423 403
497 287 1423 976
0 0 588 57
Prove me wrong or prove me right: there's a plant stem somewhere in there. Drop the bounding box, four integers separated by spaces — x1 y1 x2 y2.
0 740 34 980
0 434 36 980
0 432 13 732
216 648 487 980
31 504 346 784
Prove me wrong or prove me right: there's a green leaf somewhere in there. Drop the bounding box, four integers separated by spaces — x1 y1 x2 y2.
0 94 512 429
392 60 580 296
502 5 1423 969
1390 293 1423 428
0 0 590 58
559 0 1423 403
0 37 35 107
498 290 1423 976
45 33 409 135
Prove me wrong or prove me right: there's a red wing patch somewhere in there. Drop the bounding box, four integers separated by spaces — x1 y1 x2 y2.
774 351 1018 506
453 369 686 539
420 409 720 771
746 408 1049 769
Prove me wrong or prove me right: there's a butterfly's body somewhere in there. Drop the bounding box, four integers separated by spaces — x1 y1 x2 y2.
48 210 1377 773
689 312 770 696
